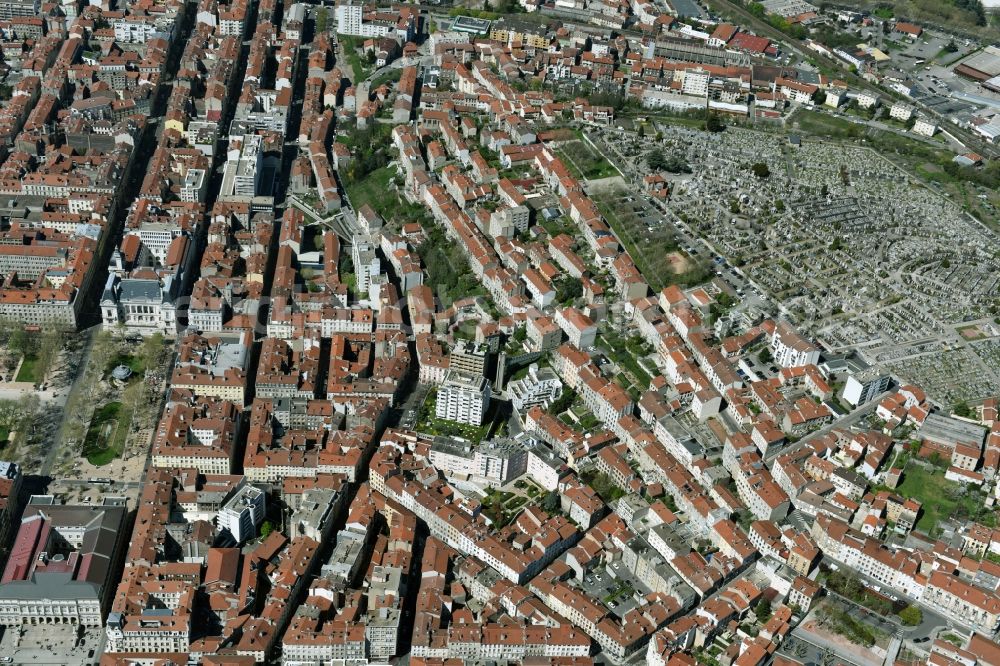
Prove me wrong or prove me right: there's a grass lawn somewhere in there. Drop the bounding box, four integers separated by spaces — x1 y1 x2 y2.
415 225 488 308
81 398 133 466
842 104 877 122
341 271 358 297
792 109 865 139
593 195 659 289
895 463 964 534
958 324 987 340
370 68 402 90
338 35 372 82
593 188 710 291
629 111 707 129
417 414 490 442
539 215 576 238
106 352 145 377
817 604 883 648
599 331 653 389
415 391 493 442
15 355 40 384
578 413 600 431
556 140 619 180
791 110 953 167
482 490 529 527
346 166 395 214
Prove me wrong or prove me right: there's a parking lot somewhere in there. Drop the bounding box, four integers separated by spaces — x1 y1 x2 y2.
577 559 651 620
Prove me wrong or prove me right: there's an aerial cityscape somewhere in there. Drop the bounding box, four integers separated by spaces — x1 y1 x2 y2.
0 0 999 663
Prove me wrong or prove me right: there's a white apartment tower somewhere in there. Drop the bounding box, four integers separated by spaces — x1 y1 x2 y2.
351 234 381 293
436 371 491 426
335 1 363 35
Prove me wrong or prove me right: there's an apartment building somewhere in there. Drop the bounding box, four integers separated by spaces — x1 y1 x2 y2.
913 116 937 137
507 364 562 411
0 0 38 19
428 436 528 487
889 102 914 122
769 321 821 368
450 339 489 376
924 572 1000 633
436 371 491 426
555 307 598 349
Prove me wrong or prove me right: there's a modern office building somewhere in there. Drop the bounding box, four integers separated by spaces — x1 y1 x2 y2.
351 234 381 293
217 482 266 543
843 368 891 406
220 133 263 198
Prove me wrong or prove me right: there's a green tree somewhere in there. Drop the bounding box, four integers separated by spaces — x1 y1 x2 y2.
953 400 972 418
541 491 560 513
898 605 922 626
140 332 168 374
0 400 18 430
751 162 771 179
646 148 668 171
260 520 274 538
9 328 37 358
660 154 691 174
556 277 582 304
705 113 725 132
33 325 66 385
16 393 39 435
646 148 690 173
547 389 576 415
755 597 773 623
